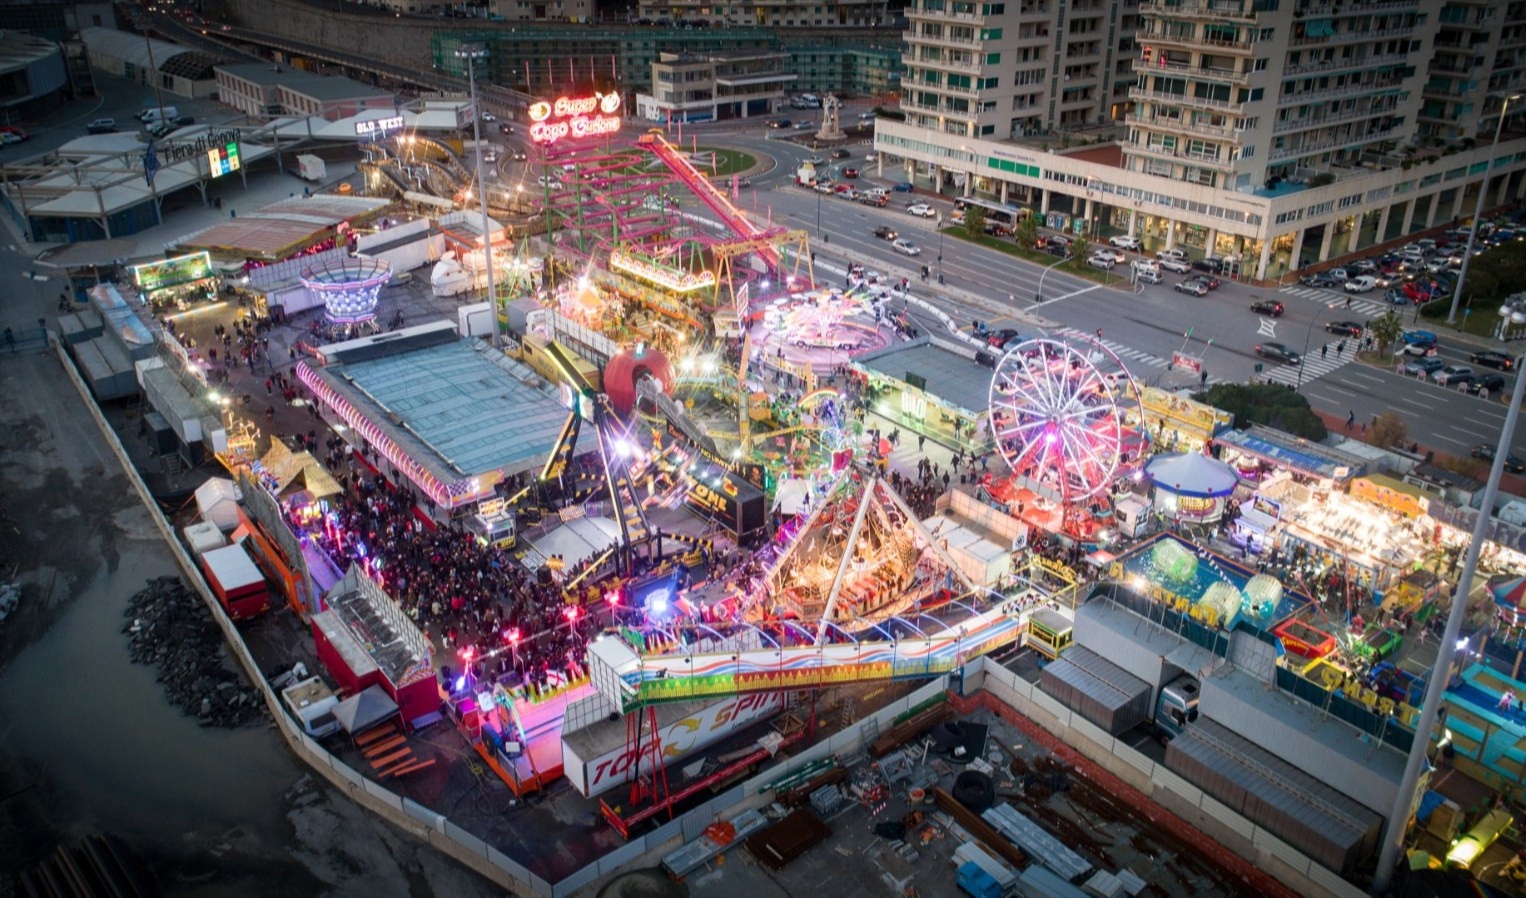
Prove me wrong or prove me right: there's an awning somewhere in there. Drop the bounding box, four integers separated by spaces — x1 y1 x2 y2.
34 237 142 269
332 684 399 735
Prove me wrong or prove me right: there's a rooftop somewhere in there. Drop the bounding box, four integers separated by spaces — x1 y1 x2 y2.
81 27 221 80
852 336 994 416
0 29 58 75
307 330 587 485
175 195 390 258
215 62 324 86
278 75 395 103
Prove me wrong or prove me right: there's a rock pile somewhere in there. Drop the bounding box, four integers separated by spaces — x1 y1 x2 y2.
123 576 264 728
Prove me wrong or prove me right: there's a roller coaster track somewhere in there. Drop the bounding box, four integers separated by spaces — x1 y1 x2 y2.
639 133 781 274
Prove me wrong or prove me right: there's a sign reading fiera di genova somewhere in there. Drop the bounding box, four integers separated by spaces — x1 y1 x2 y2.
161 129 242 165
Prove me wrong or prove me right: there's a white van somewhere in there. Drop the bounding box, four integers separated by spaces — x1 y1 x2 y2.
799 93 821 108
140 106 179 124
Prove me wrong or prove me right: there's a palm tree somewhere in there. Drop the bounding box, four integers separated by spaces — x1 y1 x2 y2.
1369 311 1404 359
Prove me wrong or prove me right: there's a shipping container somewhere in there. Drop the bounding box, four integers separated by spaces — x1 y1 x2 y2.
1038 645 1152 735
1164 718 1381 875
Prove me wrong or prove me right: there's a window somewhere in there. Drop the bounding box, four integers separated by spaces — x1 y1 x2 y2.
987 52 1002 64
1254 58 1268 71
983 3 1006 13
980 76 1000 89
980 123 996 135
981 27 1003 39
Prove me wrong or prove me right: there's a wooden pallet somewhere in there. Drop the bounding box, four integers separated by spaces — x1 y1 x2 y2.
370 748 412 770
355 725 396 747
362 735 406 758
383 758 436 779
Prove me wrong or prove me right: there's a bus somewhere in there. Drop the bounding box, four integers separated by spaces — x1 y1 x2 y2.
950 197 1028 236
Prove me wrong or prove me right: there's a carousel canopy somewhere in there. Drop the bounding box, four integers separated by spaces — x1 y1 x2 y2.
1144 452 1239 499
1491 576 1526 608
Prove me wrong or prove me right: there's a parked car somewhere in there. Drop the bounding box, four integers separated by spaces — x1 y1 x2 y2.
1250 300 1285 317
1433 364 1475 385
1325 321 1363 336
1158 256 1191 274
1348 259 1379 274
1108 235 1142 250
891 182 915 192
1135 267 1163 284
1300 273 1339 288
1468 373 1507 397
906 203 936 217
1255 342 1302 364
1174 280 1209 297
1044 242 1070 258
1402 356 1445 376
1187 274 1221 291
1472 443 1526 473
1471 349 1515 370
1191 258 1223 274
892 238 921 256
1086 254 1116 270
86 118 116 134
1092 248 1126 265
843 167 859 178
1157 248 1187 263
1401 330 1438 355
873 225 898 241
1344 276 1377 293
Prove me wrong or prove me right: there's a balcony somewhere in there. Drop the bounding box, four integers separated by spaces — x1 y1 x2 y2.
1131 87 1246 113
1132 57 1253 83
1292 24 1417 47
1279 82 1404 105
1137 29 1256 52
1058 92 1098 108
1283 51 1412 76
903 53 982 73
910 30 982 48
1273 106 1396 133
1296 0 1422 11
1127 112 1236 138
1268 125 1406 160
1138 0 1257 22
1127 141 1237 170
922 80 981 97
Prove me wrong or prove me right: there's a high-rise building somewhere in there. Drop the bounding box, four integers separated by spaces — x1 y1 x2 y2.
899 0 1138 139
1127 0 1434 193
635 0 890 28
876 0 1526 280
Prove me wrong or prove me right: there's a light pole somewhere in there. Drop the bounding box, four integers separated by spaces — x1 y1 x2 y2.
1448 93 1520 325
1293 312 1321 390
936 212 944 284
1372 351 1526 894
457 42 499 349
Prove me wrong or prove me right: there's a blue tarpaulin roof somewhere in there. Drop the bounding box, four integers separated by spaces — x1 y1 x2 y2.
1217 426 1366 481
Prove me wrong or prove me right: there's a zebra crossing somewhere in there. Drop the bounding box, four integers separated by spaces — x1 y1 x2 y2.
1260 340 1358 386
1054 327 1222 384
1278 285 1390 318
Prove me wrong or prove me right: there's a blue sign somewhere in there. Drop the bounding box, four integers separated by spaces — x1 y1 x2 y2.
143 143 160 189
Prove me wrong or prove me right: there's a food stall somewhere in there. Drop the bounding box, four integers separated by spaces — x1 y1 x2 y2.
1276 488 1432 594
128 251 219 311
1124 386 1233 453
1231 492 1282 554
1350 474 1430 519
1215 424 1366 488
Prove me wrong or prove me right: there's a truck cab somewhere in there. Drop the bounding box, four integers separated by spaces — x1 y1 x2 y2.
1155 674 1200 738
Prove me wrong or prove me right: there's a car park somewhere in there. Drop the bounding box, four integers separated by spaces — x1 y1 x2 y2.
1470 350 1515 370
1325 321 1363 336
1255 342 1302 364
1174 280 1209 296
1432 364 1475 385
1472 443 1526 473
873 225 898 241
1251 300 1285 317
1403 356 1445 376
906 203 936 217
892 238 921 255
1108 235 1141 250
86 118 116 134
1468 373 1508 397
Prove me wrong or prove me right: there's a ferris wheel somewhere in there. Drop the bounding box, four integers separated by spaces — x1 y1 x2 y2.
988 336 1140 503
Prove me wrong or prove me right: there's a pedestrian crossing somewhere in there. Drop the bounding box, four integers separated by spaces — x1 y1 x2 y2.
1278 286 1390 319
1054 327 1222 384
1260 340 1358 386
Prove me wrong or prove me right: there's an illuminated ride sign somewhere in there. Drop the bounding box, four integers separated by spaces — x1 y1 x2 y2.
609 251 716 293
356 115 406 138
528 92 622 145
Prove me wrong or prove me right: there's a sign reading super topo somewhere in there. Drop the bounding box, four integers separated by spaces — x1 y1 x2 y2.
528 92 622 145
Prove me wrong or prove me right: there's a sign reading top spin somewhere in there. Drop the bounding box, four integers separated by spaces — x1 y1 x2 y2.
527 92 622 145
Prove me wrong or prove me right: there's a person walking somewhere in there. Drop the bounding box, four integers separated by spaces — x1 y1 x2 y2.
1337 340 1346 358
1322 344 1328 360
1346 409 1356 430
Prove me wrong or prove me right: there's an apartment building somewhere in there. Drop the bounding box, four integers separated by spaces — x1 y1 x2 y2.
899 0 1139 140
635 0 890 27
1421 0 1526 143
635 49 794 123
1127 0 1434 195
491 0 594 21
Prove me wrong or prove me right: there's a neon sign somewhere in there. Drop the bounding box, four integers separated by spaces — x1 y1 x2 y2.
610 251 716 293
356 115 405 137
528 91 622 145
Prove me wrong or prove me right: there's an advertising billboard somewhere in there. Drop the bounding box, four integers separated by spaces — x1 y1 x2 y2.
527 92 622 146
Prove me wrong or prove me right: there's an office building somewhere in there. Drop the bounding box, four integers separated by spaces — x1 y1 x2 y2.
635 50 794 123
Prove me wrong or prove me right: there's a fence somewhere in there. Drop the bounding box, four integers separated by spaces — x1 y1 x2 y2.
968 657 1368 898
0 326 51 355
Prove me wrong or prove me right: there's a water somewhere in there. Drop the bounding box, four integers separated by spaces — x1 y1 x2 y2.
1119 535 1310 627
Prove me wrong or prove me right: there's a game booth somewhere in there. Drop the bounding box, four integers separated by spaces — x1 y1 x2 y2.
128 251 219 312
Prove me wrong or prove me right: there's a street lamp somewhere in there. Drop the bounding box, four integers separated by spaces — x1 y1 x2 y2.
936 212 944 284
1373 351 1526 893
457 41 499 350
1448 93 1520 325
1293 312 1322 390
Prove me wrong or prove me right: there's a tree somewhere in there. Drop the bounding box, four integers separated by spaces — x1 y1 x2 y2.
1015 215 1039 251
1369 411 1408 449
1191 382 1328 441
963 204 986 238
1368 311 1404 358
1070 235 1090 265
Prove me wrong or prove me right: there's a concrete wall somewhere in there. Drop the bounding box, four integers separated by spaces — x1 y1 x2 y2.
220 0 437 72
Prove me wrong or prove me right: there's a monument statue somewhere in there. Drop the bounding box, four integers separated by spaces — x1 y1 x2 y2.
816 94 845 141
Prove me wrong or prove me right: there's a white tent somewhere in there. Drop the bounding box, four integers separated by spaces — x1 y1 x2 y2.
195 477 242 531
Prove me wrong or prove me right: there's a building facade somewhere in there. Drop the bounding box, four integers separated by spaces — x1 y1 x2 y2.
900 0 1139 139
491 0 594 21
785 44 903 97
636 0 890 28
81 27 220 100
637 50 793 123
1420 0 1526 144
216 64 394 121
0 30 68 118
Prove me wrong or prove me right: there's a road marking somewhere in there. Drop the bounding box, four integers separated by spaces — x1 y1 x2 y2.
1033 283 1101 307
1397 395 1436 408
1323 384 1360 397
1451 425 1489 438
1343 371 1385 385
1257 318 1277 337
1306 391 1342 405
1430 433 1468 447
